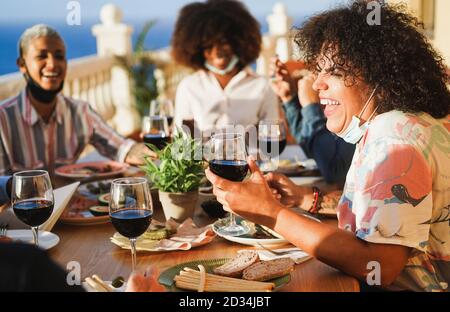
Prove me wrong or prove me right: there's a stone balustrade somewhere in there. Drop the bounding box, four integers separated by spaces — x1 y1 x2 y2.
0 2 295 136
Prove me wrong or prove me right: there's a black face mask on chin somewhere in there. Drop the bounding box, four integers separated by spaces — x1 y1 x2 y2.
24 72 64 104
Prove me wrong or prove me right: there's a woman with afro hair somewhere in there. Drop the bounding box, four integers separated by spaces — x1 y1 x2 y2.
206 0 450 292
171 0 278 135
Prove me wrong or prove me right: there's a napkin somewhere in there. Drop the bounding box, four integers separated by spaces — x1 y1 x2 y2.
243 248 312 265
0 182 79 231
41 182 80 231
110 218 216 251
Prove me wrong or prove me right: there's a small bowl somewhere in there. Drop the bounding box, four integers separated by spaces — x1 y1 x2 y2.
201 200 227 218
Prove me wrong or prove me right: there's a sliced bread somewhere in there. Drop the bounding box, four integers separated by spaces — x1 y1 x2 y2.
213 250 260 278
242 258 295 281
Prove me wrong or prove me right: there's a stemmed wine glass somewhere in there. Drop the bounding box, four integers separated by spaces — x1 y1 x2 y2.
150 99 175 128
12 170 54 247
209 133 250 236
141 115 170 150
109 177 153 272
258 119 287 170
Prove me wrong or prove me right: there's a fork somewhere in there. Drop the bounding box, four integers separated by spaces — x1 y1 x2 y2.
256 243 301 256
0 223 8 237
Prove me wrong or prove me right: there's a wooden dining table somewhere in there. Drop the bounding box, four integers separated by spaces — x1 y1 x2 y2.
47 150 360 292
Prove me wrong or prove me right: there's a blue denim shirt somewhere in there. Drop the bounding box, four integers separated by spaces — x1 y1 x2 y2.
282 96 355 185
0 176 11 205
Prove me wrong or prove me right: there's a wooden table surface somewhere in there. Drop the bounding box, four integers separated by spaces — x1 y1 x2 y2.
49 202 359 292
46 146 359 292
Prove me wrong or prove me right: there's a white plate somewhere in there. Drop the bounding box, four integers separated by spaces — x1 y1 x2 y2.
213 213 321 247
6 230 60 250
212 218 289 247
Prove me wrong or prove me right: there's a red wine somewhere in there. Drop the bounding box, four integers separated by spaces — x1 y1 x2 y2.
209 160 249 182
143 133 169 150
13 199 53 227
110 209 152 238
166 116 174 127
259 138 287 157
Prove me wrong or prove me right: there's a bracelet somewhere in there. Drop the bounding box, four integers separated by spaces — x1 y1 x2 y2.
308 186 323 214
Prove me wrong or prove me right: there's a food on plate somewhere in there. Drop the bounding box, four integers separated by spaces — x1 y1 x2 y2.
242 258 295 282
277 159 304 169
111 276 125 288
98 193 111 205
252 224 279 239
86 181 112 195
174 266 275 292
141 227 171 240
89 206 109 217
213 250 260 278
85 274 114 292
71 164 113 175
318 190 342 213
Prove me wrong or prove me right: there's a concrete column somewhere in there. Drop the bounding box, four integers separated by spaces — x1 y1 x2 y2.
92 4 141 136
267 2 293 62
433 0 450 67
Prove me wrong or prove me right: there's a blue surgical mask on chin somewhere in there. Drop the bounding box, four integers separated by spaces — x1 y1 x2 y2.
204 55 239 76
336 86 379 144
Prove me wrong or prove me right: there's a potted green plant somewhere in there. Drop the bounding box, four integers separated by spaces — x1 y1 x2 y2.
141 131 204 222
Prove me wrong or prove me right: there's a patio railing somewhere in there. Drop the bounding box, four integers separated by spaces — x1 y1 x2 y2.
0 3 295 136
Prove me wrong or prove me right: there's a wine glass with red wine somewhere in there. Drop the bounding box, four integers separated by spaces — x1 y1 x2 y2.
109 177 153 272
12 170 54 247
142 116 170 150
209 133 250 236
258 119 287 169
150 99 175 128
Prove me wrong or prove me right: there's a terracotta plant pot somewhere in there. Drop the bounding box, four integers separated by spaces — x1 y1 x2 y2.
158 190 199 222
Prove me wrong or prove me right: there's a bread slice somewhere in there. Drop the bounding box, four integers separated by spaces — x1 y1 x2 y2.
242 258 295 281
213 251 259 278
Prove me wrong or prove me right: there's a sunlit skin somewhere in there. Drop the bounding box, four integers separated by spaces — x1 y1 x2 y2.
17 36 67 122
203 43 239 89
16 35 155 165
206 56 412 288
125 268 166 292
312 55 377 134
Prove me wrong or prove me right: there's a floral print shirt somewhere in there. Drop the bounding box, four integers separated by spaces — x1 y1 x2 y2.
337 110 450 292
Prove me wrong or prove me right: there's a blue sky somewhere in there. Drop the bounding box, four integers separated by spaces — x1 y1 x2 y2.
0 0 343 22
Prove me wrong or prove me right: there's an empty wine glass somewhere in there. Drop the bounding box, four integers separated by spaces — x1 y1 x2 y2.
109 177 153 272
258 119 287 170
12 170 54 247
209 132 250 236
141 116 170 150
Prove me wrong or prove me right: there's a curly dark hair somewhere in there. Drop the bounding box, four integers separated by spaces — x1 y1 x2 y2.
295 0 450 118
171 0 261 70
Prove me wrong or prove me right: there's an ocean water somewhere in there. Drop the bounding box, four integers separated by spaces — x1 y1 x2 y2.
0 16 306 76
0 18 176 76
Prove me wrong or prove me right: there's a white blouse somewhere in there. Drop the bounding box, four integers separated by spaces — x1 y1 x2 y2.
174 68 279 135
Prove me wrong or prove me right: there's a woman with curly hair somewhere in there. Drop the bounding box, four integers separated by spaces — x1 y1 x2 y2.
171 0 278 134
206 0 450 292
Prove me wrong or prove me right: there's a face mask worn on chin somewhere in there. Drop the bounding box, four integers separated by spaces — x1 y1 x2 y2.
24 72 64 104
336 86 379 144
204 55 239 76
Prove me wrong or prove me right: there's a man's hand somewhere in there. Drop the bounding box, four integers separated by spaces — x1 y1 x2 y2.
125 143 157 166
270 57 297 103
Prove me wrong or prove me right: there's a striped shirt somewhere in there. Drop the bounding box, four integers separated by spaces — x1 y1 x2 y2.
0 89 135 175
